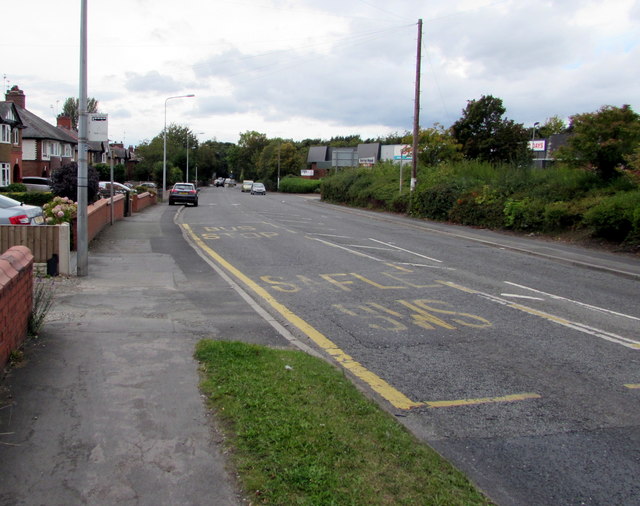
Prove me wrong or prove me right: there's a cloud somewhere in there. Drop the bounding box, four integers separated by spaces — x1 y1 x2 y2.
124 71 187 94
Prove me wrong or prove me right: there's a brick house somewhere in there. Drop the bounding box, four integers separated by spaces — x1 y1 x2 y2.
4 86 77 179
0 100 24 186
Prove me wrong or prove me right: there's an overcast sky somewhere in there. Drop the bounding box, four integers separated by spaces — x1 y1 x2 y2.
4 0 639 146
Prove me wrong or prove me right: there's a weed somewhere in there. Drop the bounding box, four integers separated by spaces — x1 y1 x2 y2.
28 275 56 337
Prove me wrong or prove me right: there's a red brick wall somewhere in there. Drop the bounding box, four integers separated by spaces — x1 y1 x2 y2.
0 246 34 369
131 192 156 213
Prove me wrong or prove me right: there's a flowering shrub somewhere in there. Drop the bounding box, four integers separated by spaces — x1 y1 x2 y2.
43 196 77 225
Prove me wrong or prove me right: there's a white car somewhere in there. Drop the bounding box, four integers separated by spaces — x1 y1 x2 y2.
0 194 45 225
21 176 52 192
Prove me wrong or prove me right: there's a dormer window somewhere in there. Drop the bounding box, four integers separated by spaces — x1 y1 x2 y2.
1 124 10 143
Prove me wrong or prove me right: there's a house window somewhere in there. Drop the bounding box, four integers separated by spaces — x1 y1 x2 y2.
12 128 19 145
63 144 72 157
1 124 10 143
0 163 10 186
51 142 61 156
42 141 50 159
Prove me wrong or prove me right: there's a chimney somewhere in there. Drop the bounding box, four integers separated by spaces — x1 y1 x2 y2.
5 85 26 109
57 116 73 130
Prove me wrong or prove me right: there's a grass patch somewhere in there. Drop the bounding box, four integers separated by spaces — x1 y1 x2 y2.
195 340 490 505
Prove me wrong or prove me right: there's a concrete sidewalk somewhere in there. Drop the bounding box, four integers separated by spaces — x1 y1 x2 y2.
0 203 290 505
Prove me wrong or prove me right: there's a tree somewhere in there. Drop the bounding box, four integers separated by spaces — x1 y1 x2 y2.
555 104 640 180
234 131 269 180
402 124 462 166
537 115 567 139
255 140 303 186
59 97 99 130
50 162 100 203
451 95 530 164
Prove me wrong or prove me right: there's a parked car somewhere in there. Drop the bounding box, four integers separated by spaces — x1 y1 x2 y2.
168 182 198 206
241 180 254 192
21 176 52 192
99 181 135 198
250 182 266 195
224 178 236 187
139 181 157 190
214 177 225 187
0 194 45 225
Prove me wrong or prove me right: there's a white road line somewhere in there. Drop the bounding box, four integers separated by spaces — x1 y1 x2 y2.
369 238 443 263
308 237 383 261
439 281 640 350
500 293 545 301
504 281 640 322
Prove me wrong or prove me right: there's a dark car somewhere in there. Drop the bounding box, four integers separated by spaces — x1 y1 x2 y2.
169 182 198 206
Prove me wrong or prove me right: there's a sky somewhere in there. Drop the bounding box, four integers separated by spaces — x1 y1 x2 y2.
3 0 639 147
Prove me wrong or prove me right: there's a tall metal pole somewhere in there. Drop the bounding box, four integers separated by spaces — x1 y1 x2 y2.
186 135 190 183
411 18 422 193
163 94 194 200
77 0 89 276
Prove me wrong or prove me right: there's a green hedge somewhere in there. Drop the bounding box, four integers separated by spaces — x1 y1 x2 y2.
279 176 321 193
0 191 55 207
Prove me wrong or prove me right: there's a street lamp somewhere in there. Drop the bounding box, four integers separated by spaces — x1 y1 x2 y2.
532 121 540 141
186 131 204 184
163 94 195 199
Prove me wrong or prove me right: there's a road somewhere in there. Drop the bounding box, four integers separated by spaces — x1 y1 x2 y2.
178 186 640 505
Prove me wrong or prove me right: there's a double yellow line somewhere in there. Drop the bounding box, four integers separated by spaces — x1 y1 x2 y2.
182 224 540 411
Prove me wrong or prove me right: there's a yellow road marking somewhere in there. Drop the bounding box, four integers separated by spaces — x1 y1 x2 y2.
182 224 423 410
425 393 541 408
625 384 640 389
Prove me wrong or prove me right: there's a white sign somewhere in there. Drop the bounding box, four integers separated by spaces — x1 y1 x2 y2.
301 169 314 176
88 113 108 142
528 140 546 152
358 157 375 165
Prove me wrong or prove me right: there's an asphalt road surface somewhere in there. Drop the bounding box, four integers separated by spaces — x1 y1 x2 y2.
177 186 640 506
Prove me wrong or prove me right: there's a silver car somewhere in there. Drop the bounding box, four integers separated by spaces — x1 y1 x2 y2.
21 176 52 192
0 194 45 225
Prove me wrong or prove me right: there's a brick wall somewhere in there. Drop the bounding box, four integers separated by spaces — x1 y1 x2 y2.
0 246 34 369
131 192 156 213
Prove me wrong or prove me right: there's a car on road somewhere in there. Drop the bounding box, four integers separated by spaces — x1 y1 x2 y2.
0 194 45 225
241 180 254 192
214 177 225 187
250 182 266 195
21 177 52 192
169 182 198 206
224 178 236 187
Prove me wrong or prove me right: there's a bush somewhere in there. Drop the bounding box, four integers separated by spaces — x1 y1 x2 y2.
6 183 27 192
503 198 545 231
51 162 100 203
42 196 77 225
280 176 321 193
448 189 506 228
0 192 54 207
583 191 640 242
410 182 463 220
543 201 580 231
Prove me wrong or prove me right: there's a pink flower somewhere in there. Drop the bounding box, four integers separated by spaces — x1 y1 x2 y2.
57 211 64 218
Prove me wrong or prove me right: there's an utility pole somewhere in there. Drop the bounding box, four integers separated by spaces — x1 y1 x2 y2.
77 0 89 276
411 18 422 193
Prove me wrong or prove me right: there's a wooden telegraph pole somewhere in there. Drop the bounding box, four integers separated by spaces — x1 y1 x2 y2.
411 18 422 192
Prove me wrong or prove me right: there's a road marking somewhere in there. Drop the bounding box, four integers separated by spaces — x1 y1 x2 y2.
504 281 640 322
426 393 541 408
500 293 545 301
439 281 640 350
182 224 423 410
308 236 383 261
625 384 640 389
369 238 443 263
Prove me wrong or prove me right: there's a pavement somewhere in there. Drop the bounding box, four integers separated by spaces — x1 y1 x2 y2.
0 201 292 506
1 197 639 506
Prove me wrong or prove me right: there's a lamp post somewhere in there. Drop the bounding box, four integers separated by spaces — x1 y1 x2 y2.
163 94 194 200
186 131 204 184
532 121 540 141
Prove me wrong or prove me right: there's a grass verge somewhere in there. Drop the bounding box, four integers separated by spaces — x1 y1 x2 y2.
195 340 491 505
